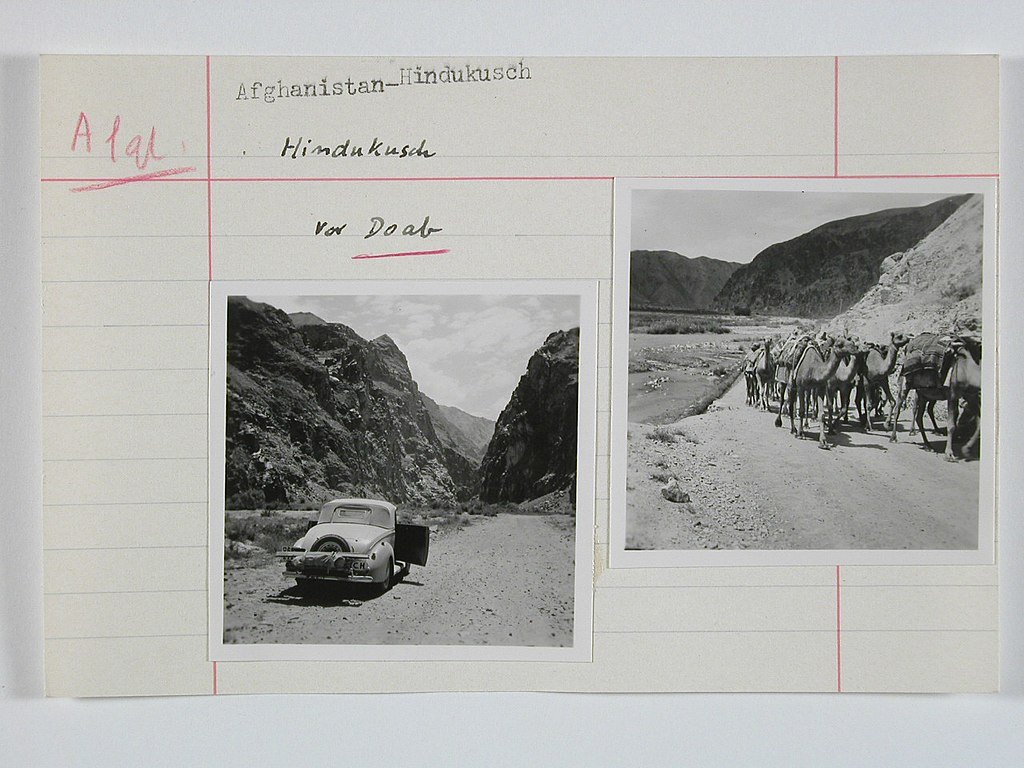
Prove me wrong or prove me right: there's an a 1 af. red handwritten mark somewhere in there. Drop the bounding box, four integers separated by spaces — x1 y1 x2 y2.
68 112 196 190
72 112 167 170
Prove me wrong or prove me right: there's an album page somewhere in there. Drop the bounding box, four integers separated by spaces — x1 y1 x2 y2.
41 55 998 695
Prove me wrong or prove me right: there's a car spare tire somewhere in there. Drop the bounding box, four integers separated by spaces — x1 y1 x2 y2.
311 535 352 553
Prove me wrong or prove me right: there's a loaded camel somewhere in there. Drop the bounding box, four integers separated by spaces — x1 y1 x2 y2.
889 332 956 452
944 336 982 461
855 331 911 431
787 336 857 449
772 330 806 427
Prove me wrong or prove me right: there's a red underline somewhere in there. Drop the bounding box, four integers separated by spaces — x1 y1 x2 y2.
67 166 197 192
352 248 450 260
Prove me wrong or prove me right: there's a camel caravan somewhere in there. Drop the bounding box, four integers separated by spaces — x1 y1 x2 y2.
742 327 982 459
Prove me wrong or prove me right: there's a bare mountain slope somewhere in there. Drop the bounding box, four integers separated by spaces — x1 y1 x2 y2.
421 395 495 464
825 194 984 341
630 250 742 310
712 195 970 317
225 298 478 508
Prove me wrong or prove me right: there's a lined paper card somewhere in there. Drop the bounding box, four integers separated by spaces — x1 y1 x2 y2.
41 55 998 696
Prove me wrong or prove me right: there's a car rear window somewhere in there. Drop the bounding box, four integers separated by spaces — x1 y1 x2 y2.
326 505 391 528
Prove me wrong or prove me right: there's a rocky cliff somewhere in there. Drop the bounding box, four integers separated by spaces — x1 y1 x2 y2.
825 194 984 341
479 328 580 503
225 298 480 508
421 394 495 463
712 195 970 317
630 250 742 310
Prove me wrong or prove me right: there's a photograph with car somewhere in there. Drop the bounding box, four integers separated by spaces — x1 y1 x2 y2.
210 282 596 658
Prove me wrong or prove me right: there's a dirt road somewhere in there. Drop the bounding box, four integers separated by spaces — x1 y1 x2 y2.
224 513 575 646
627 376 980 550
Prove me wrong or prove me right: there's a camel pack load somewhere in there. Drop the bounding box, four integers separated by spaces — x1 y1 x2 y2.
901 332 947 377
775 333 813 378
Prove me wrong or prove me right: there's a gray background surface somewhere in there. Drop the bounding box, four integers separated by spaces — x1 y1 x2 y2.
2 2 1022 764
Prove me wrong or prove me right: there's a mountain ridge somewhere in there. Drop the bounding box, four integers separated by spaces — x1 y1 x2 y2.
825 194 984 340
420 394 495 464
630 250 742 310
711 195 971 317
226 297 478 508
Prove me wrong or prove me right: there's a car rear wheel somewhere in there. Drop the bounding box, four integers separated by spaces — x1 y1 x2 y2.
311 535 351 553
372 558 394 597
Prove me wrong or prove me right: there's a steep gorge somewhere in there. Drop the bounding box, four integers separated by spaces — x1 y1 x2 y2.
225 298 481 508
479 328 581 503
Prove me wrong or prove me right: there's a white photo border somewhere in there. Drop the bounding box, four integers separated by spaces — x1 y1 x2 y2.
609 177 998 568
209 279 598 662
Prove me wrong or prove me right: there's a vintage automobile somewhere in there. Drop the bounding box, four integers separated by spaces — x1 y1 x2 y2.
276 498 429 595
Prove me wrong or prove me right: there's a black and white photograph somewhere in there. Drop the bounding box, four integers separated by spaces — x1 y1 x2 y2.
611 179 996 566
209 281 596 661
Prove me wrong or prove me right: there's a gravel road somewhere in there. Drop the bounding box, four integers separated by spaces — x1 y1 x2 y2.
224 513 576 646
627 376 981 550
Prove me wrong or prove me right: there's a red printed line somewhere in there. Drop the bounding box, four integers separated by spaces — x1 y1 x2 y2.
831 173 999 179
834 56 840 178
210 176 615 182
68 166 197 192
206 55 213 281
836 565 843 693
352 248 450 260
42 172 1000 185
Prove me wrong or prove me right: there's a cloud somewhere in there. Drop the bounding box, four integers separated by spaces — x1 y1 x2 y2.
251 292 579 419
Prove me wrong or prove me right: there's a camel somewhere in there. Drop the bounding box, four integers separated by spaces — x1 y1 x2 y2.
771 365 789 420
753 337 774 411
890 333 950 450
743 343 761 407
828 347 861 426
772 330 809 428
944 337 982 461
787 336 856 448
908 396 942 438
855 331 911 432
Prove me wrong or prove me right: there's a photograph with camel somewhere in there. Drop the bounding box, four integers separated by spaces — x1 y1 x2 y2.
611 180 996 565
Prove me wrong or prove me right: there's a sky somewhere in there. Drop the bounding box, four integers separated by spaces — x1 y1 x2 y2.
250 293 579 420
631 190 956 263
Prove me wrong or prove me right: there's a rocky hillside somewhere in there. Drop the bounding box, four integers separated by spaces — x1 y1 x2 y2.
825 194 984 341
225 298 481 508
288 311 328 327
630 250 741 310
712 195 970 317
479 328 580 503
421 394 495 463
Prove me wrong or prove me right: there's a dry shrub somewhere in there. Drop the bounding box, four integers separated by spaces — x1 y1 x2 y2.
647 427 677 444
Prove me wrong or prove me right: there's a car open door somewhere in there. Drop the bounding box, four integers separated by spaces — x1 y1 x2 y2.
395 523 429 566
